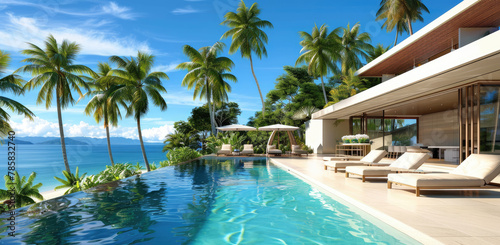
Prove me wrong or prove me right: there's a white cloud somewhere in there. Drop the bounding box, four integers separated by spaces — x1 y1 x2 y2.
163 91 205 107
10 117 174 142
101 2 136 20
1 1 137 20
0 13 150 56
172 6 201 15
153 62 179 73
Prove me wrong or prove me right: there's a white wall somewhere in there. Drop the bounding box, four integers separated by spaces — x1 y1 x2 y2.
305 119 349 154
419 109 459 146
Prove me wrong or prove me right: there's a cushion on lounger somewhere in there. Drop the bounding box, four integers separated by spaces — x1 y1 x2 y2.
243 144 253 150
388 173 485 187
450 154 500 184
389 152 430 170
221 144 231 151
359 150 387 164
346 166 401 176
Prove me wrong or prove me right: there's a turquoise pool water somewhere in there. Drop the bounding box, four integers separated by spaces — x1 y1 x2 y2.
0 157 419 244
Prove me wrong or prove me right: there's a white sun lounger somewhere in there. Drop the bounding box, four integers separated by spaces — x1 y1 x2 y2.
324 150 388 173
388 154 500 196
217 144 232 156
345 152 430 182
241 144 254 155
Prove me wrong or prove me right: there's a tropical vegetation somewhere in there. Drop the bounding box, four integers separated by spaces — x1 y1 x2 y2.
17 35 95 174
296 24 340 105
0 172 43 209
0 50 35 139
221 0 273 116
83 62 126 166
377 0 429 45
108 52 169 172
177 42 236 136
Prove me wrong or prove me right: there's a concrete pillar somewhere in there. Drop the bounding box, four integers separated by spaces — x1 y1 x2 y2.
305 119 350 154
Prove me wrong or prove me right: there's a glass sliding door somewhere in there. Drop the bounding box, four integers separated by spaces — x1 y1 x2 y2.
479 85 500 154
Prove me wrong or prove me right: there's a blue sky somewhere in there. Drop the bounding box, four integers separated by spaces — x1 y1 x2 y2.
0 0 461 142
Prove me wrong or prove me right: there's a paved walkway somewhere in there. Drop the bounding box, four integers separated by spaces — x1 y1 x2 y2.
270 156 500 245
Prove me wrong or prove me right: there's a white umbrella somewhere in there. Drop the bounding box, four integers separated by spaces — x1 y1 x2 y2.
258 124 299 131
216 124 257 131
258 124 300 149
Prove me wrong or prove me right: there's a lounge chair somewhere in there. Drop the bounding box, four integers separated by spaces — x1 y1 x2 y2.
267 145 282 156
241 144 254 156
217 144 232 156
388 154 500 196
324 150 388 173
291 145 308 156
345 152 430 182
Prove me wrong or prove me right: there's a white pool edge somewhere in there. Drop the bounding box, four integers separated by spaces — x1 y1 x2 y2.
269 158 443 245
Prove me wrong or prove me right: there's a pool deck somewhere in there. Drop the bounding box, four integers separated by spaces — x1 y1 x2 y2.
270 155 500 245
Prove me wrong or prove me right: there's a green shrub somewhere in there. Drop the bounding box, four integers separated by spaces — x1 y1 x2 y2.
150 163 158 171
54 167 86 195
134 162 144 172
97 163 140 183
166 147 202 165
82 175 100 190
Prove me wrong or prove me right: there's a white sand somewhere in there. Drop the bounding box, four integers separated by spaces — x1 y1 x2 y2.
35 188 69 203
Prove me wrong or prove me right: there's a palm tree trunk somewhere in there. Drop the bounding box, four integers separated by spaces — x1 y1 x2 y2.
249 54 265 116
206 78 216 136
56 93 71 174
104 106 114 166
407 19 413 35
320 76 328 105
137 117 150 172
394 33 399 46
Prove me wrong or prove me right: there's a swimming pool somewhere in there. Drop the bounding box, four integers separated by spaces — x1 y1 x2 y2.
0 157 419 244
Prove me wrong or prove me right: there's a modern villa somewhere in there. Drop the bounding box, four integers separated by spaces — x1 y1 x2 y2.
306 0 500 172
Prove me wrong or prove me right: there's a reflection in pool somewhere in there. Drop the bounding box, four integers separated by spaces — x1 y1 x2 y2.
0 157 418 244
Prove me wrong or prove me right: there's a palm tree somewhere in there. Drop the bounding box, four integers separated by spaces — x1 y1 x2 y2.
338 23 373 74
177 42 236 136
367 44 390 62
376 0 429 41
18 35 95 174
0 50 35 138
0 171 43 208
329 68 367 105
109 52 168 172
221 0 273 116
296 24 340 105
82 62 126 166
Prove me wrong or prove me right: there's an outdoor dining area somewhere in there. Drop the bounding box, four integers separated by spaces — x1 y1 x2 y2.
215 124 309 157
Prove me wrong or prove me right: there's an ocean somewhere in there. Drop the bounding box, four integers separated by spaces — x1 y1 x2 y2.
0 144 166 192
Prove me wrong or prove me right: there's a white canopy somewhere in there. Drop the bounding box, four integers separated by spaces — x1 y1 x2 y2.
216 124 257 131
258 124 299 131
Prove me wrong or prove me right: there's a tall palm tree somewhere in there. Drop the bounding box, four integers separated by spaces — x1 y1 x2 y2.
376 0 429 40
18 35 94 174
296 24 340 105
367 44 390 62
82 62 126 166
0 172 43 208
177 42 236 136
0 50 35 138
338 23 373 74
221 0 273 116
109 52 168 172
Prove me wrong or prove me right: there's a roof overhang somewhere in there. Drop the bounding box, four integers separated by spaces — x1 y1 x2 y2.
313 30 500 120
357 0 500 77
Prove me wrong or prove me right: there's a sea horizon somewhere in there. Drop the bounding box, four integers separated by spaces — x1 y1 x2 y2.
0 144 167 192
